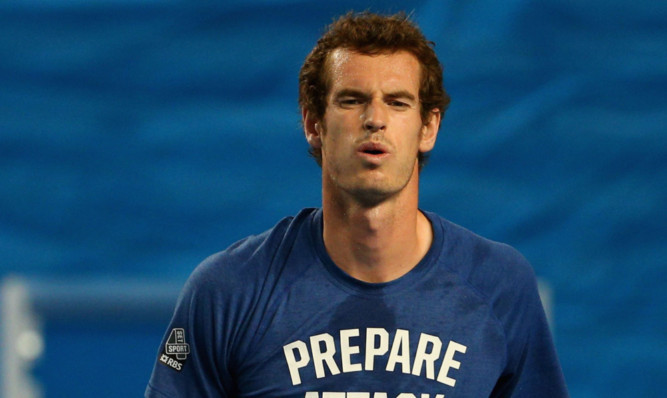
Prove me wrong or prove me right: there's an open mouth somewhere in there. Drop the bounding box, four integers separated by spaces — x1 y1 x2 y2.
358 142 389 157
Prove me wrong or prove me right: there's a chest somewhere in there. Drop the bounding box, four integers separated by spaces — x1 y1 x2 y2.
231 276 507 398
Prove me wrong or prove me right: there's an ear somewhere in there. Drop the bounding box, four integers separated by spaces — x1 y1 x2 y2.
302 108 323 149
419 109 441 153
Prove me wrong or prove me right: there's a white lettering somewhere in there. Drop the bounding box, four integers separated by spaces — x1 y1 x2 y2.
286 328 466 388
163 357 182 371
310 333 341 379
340 329 363 373
303 394 404 398
412 333 442 380
365 328 388 371
437 341 468 387
386 329 411 374
283 340 310 385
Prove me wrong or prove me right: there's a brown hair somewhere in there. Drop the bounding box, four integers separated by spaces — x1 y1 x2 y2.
299 11 450 168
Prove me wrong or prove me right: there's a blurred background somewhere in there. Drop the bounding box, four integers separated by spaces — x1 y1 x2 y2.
0 0 665 396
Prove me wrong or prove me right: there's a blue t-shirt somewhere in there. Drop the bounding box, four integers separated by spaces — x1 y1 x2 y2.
146 208 568 397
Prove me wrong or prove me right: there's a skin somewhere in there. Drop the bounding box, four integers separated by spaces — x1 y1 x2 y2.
303 48 441 283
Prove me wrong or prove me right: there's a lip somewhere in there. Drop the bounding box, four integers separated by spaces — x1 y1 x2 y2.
356 141 391 161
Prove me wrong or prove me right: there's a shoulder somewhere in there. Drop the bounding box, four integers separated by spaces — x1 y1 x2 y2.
182 208 318 300
430 213 535 284
427 213 566 392
428 212 541 321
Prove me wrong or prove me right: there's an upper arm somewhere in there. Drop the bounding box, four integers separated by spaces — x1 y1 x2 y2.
146 256 240 398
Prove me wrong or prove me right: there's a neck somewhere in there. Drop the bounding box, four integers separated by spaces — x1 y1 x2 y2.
321 169 432 283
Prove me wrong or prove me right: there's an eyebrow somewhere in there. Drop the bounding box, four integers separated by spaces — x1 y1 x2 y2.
332 89 417 102
385 90 417 102
332 89 369 100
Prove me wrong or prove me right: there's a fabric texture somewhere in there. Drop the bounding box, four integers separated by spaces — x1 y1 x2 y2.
146 208 567 397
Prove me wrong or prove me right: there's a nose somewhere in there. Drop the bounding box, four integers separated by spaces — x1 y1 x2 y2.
362 99 386 133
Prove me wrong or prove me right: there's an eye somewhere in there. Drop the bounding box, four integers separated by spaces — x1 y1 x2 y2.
388 100 410 109
337 97 365 108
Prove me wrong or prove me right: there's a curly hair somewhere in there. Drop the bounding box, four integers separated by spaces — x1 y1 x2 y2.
299 11 450 168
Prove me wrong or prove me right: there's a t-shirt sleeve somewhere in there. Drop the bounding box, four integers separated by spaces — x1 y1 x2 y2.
145 254 240 398
490 247 569 398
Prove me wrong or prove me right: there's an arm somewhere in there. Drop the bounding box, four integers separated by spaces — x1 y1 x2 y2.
490 250 569 397
146 254 238 398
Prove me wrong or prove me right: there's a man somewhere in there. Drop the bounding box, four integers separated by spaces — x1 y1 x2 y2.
146 12 569 398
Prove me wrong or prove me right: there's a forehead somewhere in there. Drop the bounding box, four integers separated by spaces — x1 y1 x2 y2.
326 48 421 94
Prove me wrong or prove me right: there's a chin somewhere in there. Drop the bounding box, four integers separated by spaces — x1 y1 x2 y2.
345 183 400 206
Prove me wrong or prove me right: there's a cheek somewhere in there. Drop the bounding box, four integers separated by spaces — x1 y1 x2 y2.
319 126 339 162
398 121 426 150
322 118 353 149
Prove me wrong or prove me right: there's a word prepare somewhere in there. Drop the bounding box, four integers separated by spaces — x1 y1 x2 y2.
283 328 467 387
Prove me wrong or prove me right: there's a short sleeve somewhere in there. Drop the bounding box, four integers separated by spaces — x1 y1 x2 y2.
145 255 238 398
490 249 569 397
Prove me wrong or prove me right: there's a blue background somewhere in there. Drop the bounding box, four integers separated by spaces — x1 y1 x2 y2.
1 0 665 396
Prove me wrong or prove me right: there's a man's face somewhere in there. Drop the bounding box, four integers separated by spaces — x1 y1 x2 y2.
306 48 439 206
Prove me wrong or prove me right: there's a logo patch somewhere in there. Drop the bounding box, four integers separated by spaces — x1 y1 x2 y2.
159 328 190 372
